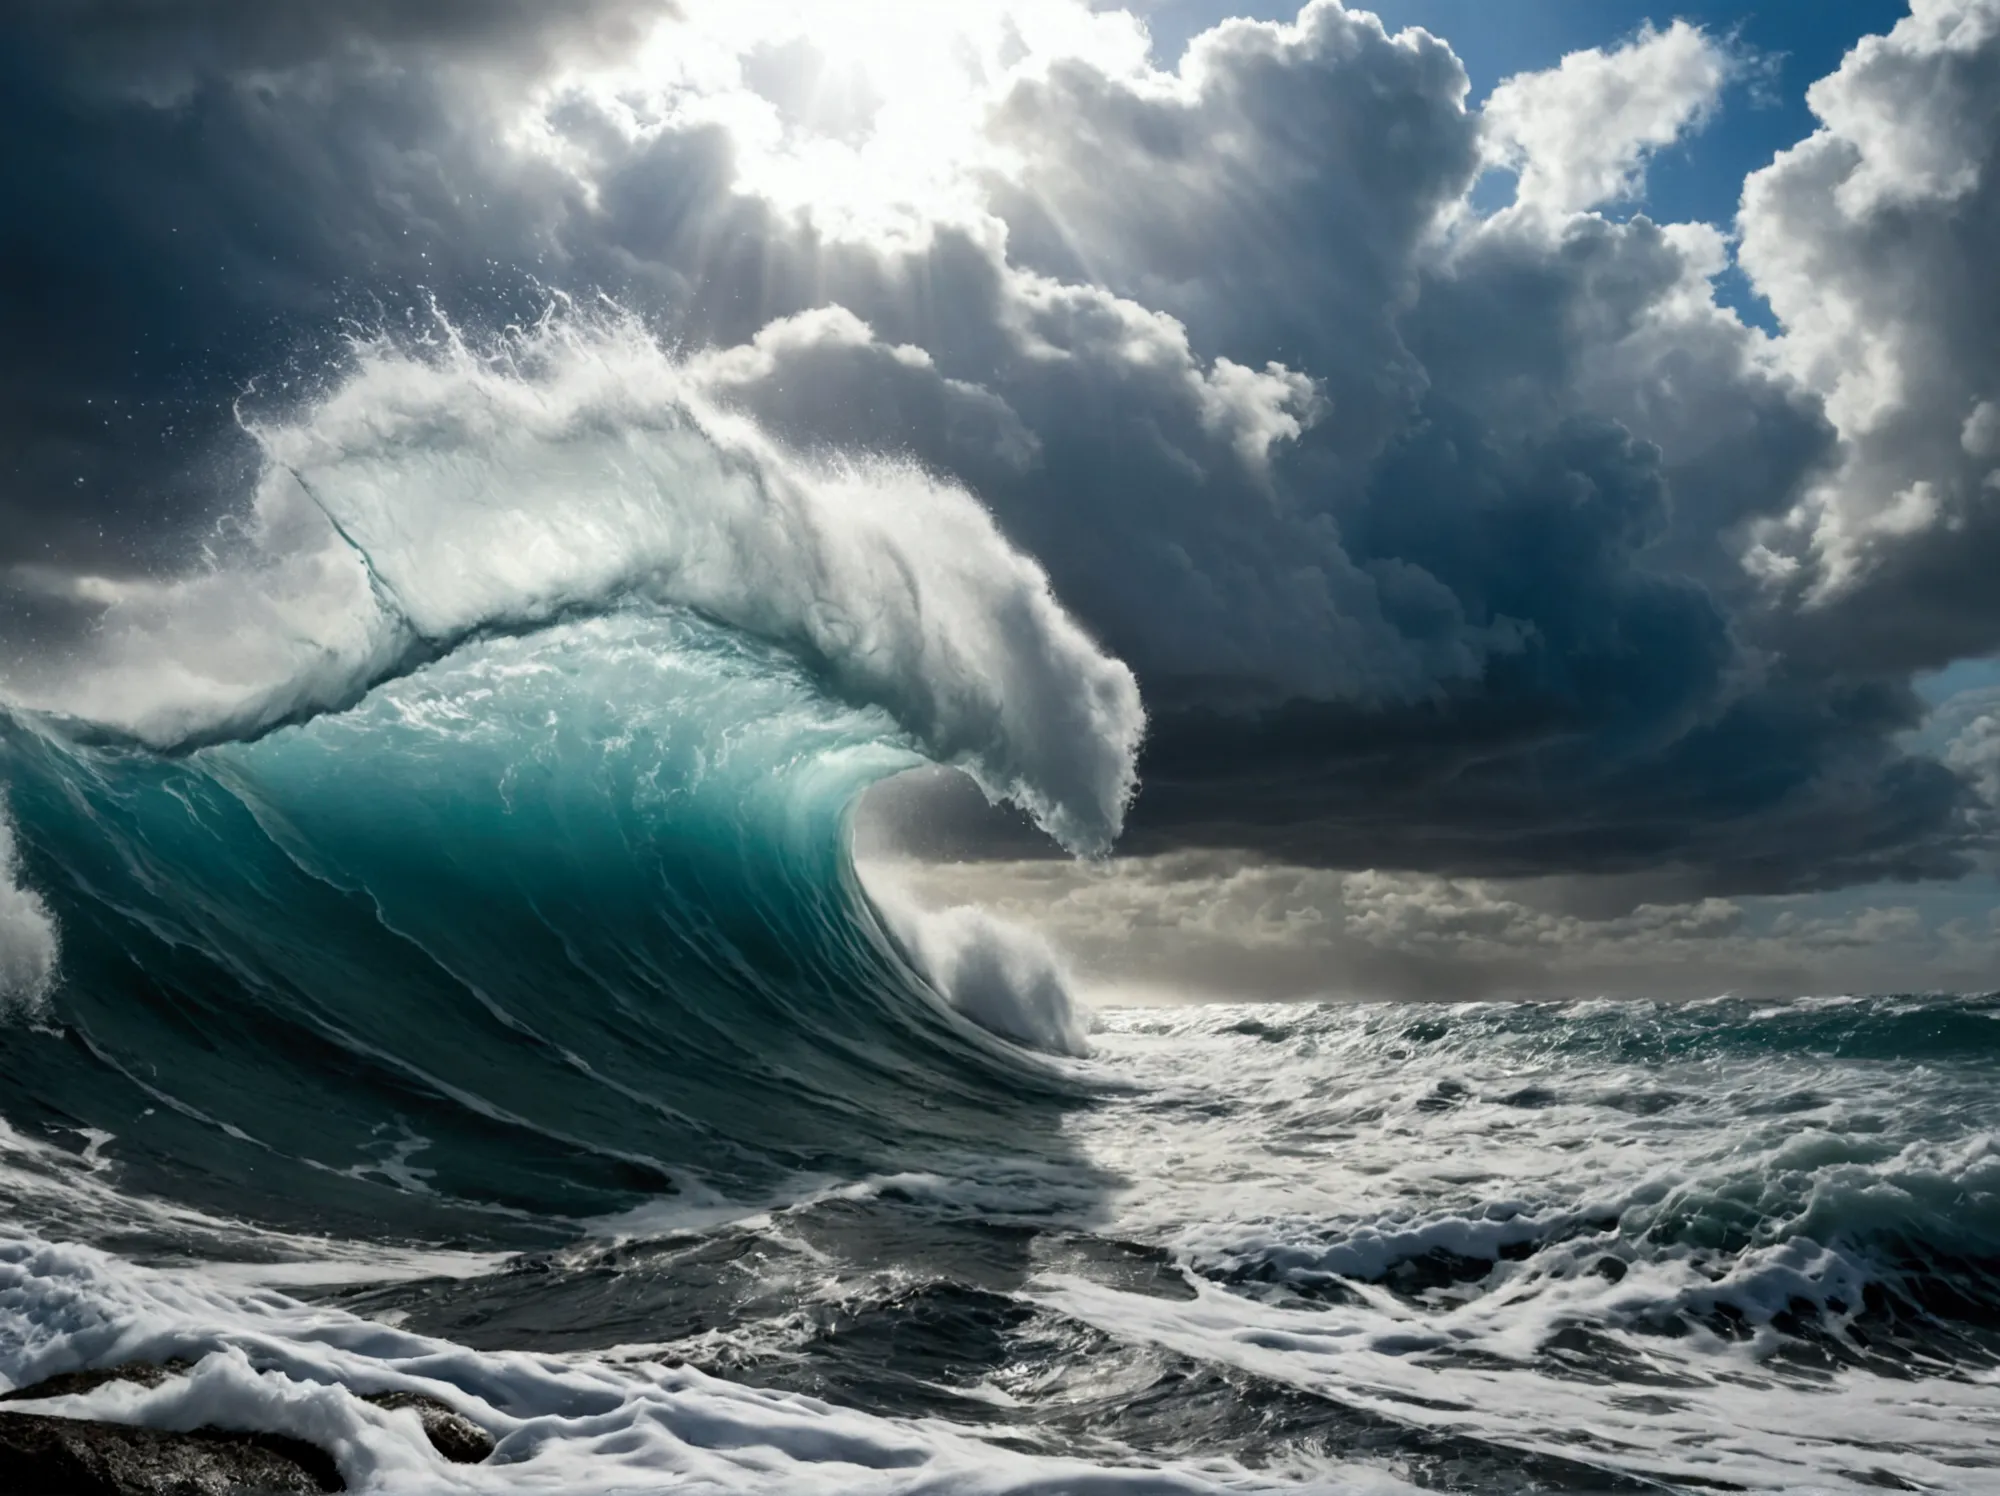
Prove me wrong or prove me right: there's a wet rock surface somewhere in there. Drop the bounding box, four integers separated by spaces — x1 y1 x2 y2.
357 1390 493 1464
0 1410 342 1494
0 1363 200 1404
0 1360 495 1493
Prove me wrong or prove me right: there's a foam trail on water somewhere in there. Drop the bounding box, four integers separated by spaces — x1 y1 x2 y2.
0 1240 1334 1496
0 309 1143 855
0 800 57 1013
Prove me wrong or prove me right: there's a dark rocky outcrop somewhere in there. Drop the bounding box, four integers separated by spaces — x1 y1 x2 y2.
0 1360 495 1493
0 1410 342 1494
355 1392 492 1465
0 1363 200 1404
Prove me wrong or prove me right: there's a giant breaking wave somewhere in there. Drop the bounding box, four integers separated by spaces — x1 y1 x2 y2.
0 312 1144 1243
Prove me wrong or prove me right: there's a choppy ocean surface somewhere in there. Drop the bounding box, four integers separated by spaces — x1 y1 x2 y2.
2 968 1998 1495
0 323 1995 1493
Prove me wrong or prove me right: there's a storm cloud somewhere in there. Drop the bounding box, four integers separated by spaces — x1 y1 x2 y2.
5 0 2000 897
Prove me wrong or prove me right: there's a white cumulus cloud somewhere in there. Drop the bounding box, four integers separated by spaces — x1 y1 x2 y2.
1482 21 1734 216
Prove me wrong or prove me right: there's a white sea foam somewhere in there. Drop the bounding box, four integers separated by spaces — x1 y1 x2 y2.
1036 1262 2000 1495
0 802 57 1014
0 310 1143 856
1034 1001 2000 1493
863 862 1093 1056
0 1237 1381 1496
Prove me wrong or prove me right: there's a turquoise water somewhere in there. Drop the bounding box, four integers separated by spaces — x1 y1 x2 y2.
0 611 1088 1248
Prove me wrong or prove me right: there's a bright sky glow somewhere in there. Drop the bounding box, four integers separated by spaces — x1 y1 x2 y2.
605 0 1153 241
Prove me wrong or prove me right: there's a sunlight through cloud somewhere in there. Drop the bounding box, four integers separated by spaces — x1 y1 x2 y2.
593 0 1155 240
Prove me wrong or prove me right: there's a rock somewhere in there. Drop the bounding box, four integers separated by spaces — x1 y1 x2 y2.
357 1393 494 1464
0 1360 495 1490
0 1409 343 1494
0 1363 198 1404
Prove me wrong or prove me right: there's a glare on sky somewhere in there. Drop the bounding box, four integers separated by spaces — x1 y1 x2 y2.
596 0 1156 240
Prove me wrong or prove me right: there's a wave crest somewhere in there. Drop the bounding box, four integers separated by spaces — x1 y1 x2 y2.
2 310 1143 855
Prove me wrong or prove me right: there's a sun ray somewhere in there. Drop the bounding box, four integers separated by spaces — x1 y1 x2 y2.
600 0 1155 240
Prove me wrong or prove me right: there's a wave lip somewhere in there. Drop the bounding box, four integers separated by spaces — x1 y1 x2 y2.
1 309 1143 857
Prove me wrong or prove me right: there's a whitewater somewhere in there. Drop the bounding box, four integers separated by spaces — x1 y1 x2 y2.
0 319 1997 1494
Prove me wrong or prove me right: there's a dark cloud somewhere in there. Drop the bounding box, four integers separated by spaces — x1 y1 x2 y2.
16 0 665 86
0 4 605 575
1129 668 1971 892
2 0 1997 895
986 4 1480 464
1405 212 1840 586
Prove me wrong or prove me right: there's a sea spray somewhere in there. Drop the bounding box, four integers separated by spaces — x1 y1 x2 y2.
0 800 56 1014
871 877 1093 1057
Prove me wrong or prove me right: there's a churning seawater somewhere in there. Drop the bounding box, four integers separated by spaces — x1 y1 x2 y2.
1 976 1997 1494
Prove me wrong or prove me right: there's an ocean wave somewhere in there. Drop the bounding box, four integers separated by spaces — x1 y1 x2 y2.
870 879 1093 1059
0 307 1151 1251
0 604 1119 1244
0 309 1142 857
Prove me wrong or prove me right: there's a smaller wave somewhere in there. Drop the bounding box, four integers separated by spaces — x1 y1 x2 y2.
0 800 56 1013
873 884 1091 1058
